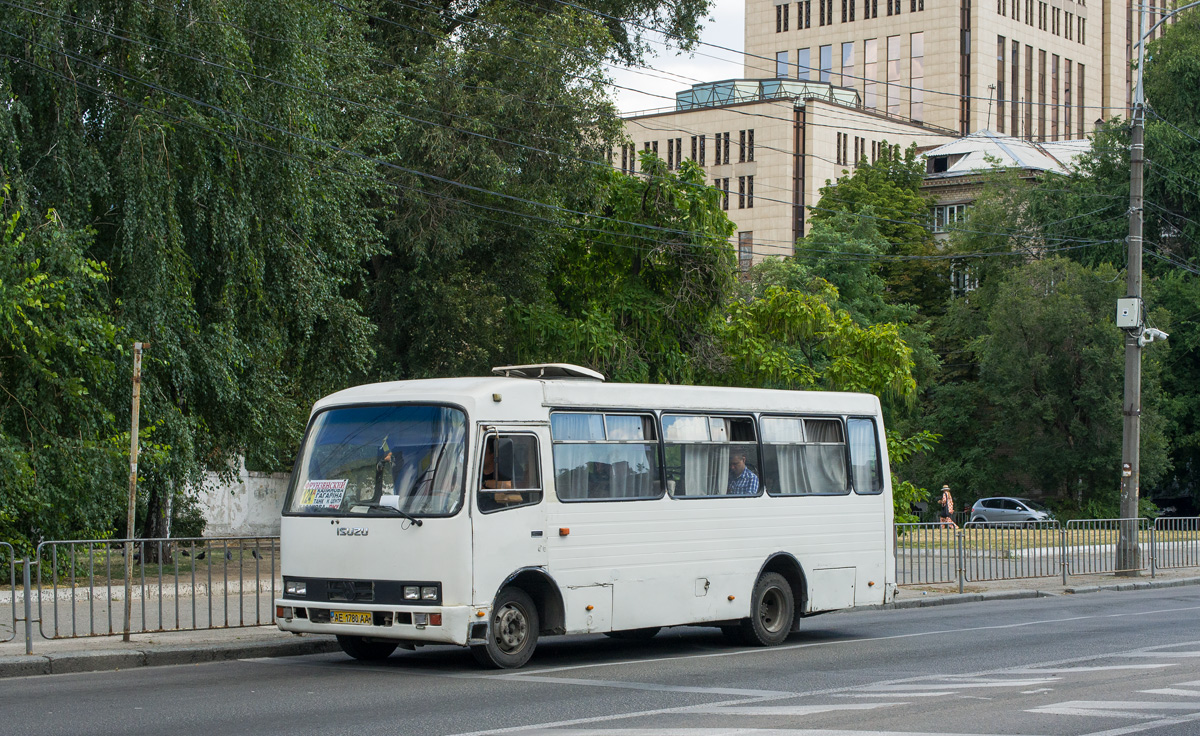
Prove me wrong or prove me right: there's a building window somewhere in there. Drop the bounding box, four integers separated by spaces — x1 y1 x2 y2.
748 175 754 208
1025 0 1032 25
887 35 901 116
849 0 856 21
819 0 827 25
668 139 676 170
1011 40 1020 136
722 132 731 164
864 38 877 109
800 0 812 28
777 2 790 32
1079 17 1085 43
950 260 978 295
738 176 746 209
841 0 848 22
1064 61 1072 137
1051 54 1059 140
1065 12 1073 40
691 135 698 162
998 0 1005 15
997 36 1006 134
841 41 855 88
716 178 730 210
738 232 754 272
747 129 755 161
820 44 833 83
1038 48 1046 141
1024 43 1033 140
777 50 790 78
797 47 811 80
911 32 924 122
1077 62 1084 138
699 135 706 165
933 203 968 233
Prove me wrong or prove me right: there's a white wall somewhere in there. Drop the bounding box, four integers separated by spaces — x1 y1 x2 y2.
198 463 290 537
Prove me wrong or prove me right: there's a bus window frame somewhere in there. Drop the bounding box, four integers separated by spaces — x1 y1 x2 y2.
549 409 666 503
661 412 763 499
759 413 852 497
847 415 884 495
281 401 470 519
476 431 544 514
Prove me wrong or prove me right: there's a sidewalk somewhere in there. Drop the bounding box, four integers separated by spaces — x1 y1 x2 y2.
2 568 1198 679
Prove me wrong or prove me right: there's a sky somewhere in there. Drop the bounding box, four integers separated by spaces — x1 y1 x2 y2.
608 0 746 115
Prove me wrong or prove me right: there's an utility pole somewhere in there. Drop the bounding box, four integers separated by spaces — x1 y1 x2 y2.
1116 1 1199 573
123 343 145 641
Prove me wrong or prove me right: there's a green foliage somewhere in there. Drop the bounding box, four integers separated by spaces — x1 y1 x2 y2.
513 153 735 383
0 188 124 552
887 429 940 523
810 144 945 313
919 258 1169 506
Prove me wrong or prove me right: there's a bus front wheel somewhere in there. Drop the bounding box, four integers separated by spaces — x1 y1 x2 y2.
336 635 398 661
739 572 794 647
471 586 539 669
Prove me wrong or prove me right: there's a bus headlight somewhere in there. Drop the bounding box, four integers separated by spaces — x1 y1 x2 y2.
403 586 420 600
421 586 439 601
285 581 307 596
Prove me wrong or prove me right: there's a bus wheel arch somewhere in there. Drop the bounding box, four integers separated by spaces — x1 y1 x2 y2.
757 552 807 633
498 567 566 636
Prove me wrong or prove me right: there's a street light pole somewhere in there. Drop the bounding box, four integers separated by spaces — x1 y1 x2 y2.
1117 1 1198 573
1117 3 1148 575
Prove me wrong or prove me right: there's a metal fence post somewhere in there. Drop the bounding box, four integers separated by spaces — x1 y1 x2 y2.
1061 527 1067 586
957 529 964 595
23 557 34 655
1150 523 1156 578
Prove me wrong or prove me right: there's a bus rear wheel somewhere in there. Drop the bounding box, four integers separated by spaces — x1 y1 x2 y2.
336 635 398 661
739 572 794 647
471 586 539 669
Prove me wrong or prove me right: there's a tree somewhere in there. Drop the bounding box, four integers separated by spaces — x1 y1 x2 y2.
0 188 124 551
2 1 381 540
809 144 946 314
512 153 736 382
918 258 1169 513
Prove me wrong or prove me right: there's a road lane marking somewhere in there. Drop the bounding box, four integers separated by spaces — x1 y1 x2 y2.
1030 700 1200 717
688 703 906 716
482 605 1200 678
489 676 795 698
1139 688 1200 696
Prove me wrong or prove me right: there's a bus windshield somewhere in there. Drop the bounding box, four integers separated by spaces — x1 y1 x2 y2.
287 404 467 517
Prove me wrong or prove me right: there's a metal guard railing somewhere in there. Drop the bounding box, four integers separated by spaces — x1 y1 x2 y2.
33 536 279 641
897 517 1200 590
1 542 14 643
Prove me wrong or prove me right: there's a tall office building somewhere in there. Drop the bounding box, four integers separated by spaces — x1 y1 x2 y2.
619 0 1173 262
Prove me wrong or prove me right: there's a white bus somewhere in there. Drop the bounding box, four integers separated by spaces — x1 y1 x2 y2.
275 364 895 668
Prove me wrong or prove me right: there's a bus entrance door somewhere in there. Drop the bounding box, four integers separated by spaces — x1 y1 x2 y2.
471 425 550 608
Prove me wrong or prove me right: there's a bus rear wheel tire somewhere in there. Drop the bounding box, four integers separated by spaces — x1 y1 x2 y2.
604 627 661 641
336 635 398 661
471 586 539 669
739 572 794 647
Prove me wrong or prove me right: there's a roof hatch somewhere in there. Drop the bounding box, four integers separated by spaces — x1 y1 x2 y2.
491 363 606 381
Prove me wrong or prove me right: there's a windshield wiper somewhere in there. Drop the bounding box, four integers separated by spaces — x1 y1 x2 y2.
354 503 423 526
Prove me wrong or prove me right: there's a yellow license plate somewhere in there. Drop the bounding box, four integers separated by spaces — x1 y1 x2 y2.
330 610 372 625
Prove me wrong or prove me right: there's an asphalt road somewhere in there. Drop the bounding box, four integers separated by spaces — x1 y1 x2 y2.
6 586 1200 736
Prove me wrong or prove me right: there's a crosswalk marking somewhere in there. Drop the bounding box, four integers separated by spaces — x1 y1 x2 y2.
1029 700 1200 717
688 703 905 716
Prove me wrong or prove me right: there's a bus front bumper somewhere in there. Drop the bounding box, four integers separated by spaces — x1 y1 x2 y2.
274 600 477 646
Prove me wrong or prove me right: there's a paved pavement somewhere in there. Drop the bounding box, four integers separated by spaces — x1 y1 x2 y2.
2 568 1197 679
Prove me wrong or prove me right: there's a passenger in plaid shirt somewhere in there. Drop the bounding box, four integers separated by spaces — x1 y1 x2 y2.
727 451 760 495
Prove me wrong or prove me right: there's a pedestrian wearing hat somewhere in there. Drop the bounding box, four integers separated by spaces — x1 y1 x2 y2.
938 485 957 528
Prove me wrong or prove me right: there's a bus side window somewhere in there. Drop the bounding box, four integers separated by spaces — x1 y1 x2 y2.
478 435 542 513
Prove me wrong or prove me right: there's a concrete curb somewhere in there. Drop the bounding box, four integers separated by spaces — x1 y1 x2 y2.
858 574 1200 612
0 635 341 679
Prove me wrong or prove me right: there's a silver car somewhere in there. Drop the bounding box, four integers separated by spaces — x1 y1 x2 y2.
969 497 1053 526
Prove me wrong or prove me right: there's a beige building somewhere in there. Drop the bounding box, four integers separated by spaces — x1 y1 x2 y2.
744 0 1118 138
619 80 955 263
619 0 1175 262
